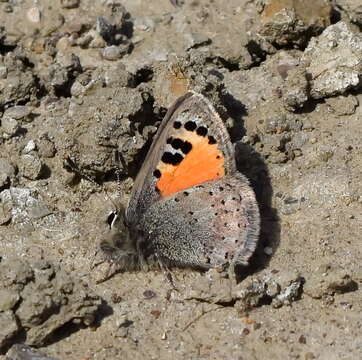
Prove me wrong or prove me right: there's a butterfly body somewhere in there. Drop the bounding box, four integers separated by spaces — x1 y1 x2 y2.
101 92 260 272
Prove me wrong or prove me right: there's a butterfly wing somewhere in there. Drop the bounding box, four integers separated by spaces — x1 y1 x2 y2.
126 92 236 225
138 174 260 268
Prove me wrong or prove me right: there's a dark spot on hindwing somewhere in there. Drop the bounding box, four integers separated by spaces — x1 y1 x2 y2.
184 121 197 131
161 152 183 165
170 138 192 155
166 137 173 144
208 135 217 144
153 169 161 178
196 126 208 137
174 121 181 129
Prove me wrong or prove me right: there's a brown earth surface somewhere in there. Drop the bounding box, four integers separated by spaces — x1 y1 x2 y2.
0 0 361 359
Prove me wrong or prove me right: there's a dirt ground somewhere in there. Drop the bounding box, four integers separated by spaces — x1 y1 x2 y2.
0 0 361 359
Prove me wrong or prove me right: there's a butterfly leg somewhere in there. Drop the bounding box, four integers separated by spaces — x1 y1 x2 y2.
155 252 178 291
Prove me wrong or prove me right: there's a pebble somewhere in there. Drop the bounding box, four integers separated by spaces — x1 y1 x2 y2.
19 154 43 180
0 65 7 79
60 0 80 9
38 137 56 158
0 289 20 312
302 22 362 99
0 158 15 189
22 140 37 154
4 105 31 120
325 95 359 116
6 344 58 360
1 117 19 138
186 32 211 50
0 311 19 349
0 189 12 225
101 44 129 61
27 7 41 23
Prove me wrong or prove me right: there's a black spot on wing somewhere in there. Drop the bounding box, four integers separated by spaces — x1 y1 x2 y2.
161 152 183 165
153 169 161 178
184 121 197 131
171 138 192 154
196 126 208 137
174 121 181 129
208 136 217 144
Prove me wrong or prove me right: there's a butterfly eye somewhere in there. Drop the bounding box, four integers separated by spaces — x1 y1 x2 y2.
107 211 118 228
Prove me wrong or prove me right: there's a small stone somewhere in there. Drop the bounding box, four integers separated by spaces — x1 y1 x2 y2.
0 189 12 224
283 67 309 111
4 105 31 120
260 0 331 48
186 33 211 49
299 334 307 344
150 310 161 319
143 290 157 299
272 275 303 308
302 22 362 99
115 320 133 338
304 269 357 299
305 352 316 359
0 289 20 311
27 7 41 23
60 0 79 9
0 158 16 189
0 311 20 350
2 116 19 138
38 137 56 158
101 44 129 61
0 66 7 79
111 293 122 304
3 3 13 12
325 95 359 116
23 140 37 154
104 63 134 88
264 247 273 256
19 154 44 180
253 322 262 330
56 36 71 52
6 344 58 360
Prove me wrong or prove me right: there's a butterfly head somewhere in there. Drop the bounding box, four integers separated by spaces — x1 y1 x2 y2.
100 204 136 264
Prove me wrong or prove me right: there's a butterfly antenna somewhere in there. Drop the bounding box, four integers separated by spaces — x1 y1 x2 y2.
115 150 127 197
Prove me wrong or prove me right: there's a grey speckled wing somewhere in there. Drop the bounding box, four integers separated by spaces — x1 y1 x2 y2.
137 173 260 269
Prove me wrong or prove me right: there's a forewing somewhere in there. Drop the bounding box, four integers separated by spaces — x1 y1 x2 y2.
126 92 236 225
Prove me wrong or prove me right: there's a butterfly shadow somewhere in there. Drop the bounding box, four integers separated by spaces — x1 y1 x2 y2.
220 92 281 282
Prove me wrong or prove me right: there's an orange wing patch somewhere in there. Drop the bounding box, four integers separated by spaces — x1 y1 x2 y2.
156 131 225 197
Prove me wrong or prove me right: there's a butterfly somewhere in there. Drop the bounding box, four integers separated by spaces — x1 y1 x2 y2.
100 91 260 274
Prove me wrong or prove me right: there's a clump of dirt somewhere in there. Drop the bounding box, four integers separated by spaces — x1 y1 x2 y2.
0 0 361 359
